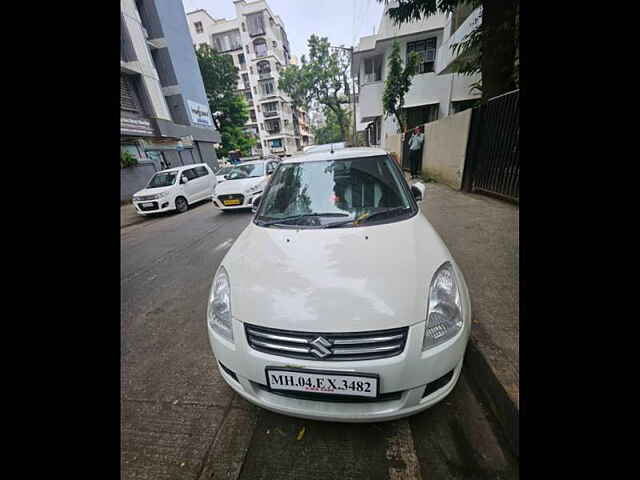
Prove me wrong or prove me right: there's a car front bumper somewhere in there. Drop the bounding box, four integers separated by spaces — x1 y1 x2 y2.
207 318 470 422
132 198 174 215
213 192 261 210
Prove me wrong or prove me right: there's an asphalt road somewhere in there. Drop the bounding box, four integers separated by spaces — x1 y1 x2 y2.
121 199 518 480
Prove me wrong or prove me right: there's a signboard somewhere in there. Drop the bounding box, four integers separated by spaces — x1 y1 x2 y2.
187 100 213 128
120 116 154 136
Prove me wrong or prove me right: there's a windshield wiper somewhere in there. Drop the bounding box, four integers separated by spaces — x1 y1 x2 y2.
257 212 349 226
323 207 411 228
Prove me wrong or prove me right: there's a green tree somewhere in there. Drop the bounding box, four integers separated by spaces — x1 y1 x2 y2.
382 40 420 133
195 44 255 157
378 0 519 101
311 107 347 145
278 35 352 140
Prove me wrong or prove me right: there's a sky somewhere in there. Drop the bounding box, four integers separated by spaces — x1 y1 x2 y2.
182 0 385 60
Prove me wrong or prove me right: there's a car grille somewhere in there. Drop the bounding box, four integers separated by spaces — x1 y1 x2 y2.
245 324 409 361
217 194 245 204
136 195 156 202
138 201 158 211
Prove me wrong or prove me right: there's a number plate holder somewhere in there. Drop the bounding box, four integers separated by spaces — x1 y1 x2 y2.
265 367 380 399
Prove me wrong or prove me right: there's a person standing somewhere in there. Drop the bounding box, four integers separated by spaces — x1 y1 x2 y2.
408 126 424 178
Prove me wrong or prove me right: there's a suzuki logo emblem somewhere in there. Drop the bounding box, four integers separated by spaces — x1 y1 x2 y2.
309 336 332 358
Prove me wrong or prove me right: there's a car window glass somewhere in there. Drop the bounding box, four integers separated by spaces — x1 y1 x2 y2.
194 166 208 177
183 168 197 180
257 155 413 227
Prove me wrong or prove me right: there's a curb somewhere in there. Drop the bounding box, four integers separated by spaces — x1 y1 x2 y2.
464 328 519 458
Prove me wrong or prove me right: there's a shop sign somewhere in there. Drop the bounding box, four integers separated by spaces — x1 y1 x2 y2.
188 100 213 128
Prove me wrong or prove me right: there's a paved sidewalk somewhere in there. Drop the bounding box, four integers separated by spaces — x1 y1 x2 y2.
121 203 147 229
411 177 519 456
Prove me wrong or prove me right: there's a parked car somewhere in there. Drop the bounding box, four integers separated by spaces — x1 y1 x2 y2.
212 159 279 211
215 165 234 184
206 147 471 422
132 163 216 215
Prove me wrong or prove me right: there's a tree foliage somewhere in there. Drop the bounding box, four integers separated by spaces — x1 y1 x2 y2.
378 0 519 101
311 106 349 145
195 44 255 157
383 40 420 133
278 35 352 140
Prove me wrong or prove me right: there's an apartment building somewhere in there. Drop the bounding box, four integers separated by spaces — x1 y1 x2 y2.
187 0 311 158
353 1 481 147
120 0 221 201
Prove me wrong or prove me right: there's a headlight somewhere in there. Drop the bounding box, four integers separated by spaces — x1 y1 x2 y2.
157 191 169 199
207 266 234 342
422 262 463 350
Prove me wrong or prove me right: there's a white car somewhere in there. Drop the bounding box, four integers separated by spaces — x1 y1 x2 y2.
212 160 279 211
132 163 216 215
303 142 346 154
206 147 472 422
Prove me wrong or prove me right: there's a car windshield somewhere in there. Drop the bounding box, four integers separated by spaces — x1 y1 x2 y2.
147 171 178 188
255 155 414 228
226 163 265 180
216 166 232 175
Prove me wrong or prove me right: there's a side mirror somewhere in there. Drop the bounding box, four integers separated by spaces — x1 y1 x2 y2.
411 183 426 202
251 195 261 214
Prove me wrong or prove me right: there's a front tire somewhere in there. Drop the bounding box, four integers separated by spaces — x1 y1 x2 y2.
175 196 188 213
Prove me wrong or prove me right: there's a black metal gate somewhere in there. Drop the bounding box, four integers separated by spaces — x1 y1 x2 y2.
462 90 520 202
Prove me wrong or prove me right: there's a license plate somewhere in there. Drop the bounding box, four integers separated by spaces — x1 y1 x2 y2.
266 367 379 399
223 199 241 205
142 202 155 207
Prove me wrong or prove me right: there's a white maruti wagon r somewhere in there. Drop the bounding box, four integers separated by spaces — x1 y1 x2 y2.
206 147 471 422
132 163 216 215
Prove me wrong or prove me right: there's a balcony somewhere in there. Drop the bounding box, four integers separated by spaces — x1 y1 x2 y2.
259 72 273 80
263 110 279 118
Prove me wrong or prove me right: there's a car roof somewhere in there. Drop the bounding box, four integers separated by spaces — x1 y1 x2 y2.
282 147 388 164
303 142 346 153
156 163 209 174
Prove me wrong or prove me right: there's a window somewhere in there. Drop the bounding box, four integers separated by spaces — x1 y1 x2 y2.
238 53 245 65
242 73 250 89
194 22 203 34
212 30 241 52
405 103 439 128
246 12 265 36
265 119 281 133
183 168 198 181
242 22 246 32
254 38 268 57
407 38 436 74
272 41 277 48
249 66 254 74
250 110 257 122
260 79 275 96
253 87 257 94
256 155 414 227
271 139 282 148
364 55 383 83
194 166 209 177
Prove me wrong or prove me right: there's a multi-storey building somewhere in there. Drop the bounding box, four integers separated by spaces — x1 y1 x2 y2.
187 0 311 158
353 1 481 147
120 0 220 201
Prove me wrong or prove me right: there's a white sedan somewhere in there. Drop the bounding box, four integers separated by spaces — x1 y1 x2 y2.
206 147 471 422
212 160 278 211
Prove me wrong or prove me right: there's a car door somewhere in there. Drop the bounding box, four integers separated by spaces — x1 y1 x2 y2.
193 166 211 200
181 168 200 202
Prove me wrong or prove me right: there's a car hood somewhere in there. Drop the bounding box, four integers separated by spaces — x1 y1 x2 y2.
223 214 456 332
133 186 173 197
215 176 265 195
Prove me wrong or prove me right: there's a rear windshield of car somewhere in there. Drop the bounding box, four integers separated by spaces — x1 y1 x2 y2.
255 155 415 228
147 171 177 188
226 163 265 180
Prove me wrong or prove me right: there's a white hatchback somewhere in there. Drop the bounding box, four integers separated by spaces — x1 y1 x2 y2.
206 147 471 422
212 160 279 211
132 163 216 215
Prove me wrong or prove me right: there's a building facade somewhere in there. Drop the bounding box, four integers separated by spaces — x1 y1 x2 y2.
120 0 221 201
187 0 312 158
353 1 481 147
